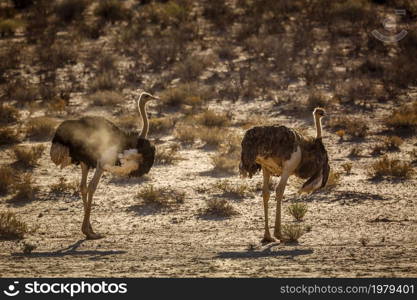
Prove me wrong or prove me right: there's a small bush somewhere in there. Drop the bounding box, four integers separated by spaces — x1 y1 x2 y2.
55 0 87 23
200 198 237 218
87 91 123 106
13 173 39 202
349 146 362 157
211 155 237 174
307 91 328 109
161 83 211 108
0 19 24 37
50 177 78 195
175 125 196 144
94 0 128 23
26 117 58 141
287 203 308 221
136 185 185 208
329 116 368 138
281 224 305 243
368 156 414 179
89 72 119 92
10 83 38 105
155 144 181 165
13 145 45 168
0 127 20 146
341 162 352 174
197 126 226 147
149 117 174 134
213 180 250 200
0 166 16 195
175 55 210 82
0 104 20 124
0 211 28 240
385 102 417 130
194 110 230 128
384 136 403 151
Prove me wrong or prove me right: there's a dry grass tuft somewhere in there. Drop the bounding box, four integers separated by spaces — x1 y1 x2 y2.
26 117 58 141
0 166 16 195
0 127 20 146
324 169 342 190
89 72 119 92
94 0 128 23
50 177 78 195
194 110 230 128
200 198 238 218
87 91 123 106
13 173 39 202
149 117 174 134
175 125 196 144
155 144 181 165
0 104 20 124
281 224 306 243
341 162 352 174
329 116 368 138
385 102 417 131
307 90 328 109
213 180 250 200
160 83 212 108
287 203 308 221
368 156 414 179
0 211 29 240
136 185 185 208
13 145 45 168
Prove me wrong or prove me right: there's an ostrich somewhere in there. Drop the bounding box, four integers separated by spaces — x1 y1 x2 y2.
50 92 158 239
239 108 329 243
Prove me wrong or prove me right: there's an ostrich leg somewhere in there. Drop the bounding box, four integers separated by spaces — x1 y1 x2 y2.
82 166 104 239
80 162 93 233
261 167 274 243
273 172 289 240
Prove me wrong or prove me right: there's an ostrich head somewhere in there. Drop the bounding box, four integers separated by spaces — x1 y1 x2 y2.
313 107 325 118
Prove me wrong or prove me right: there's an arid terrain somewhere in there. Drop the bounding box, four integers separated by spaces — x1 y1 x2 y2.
0 0 417 277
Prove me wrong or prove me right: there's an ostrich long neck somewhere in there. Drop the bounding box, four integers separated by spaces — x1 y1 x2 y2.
314 115 322 139
137 97 149 138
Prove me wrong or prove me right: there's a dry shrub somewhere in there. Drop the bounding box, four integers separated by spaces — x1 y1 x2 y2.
26 117 58 141
368 156 414 179
149 117 174 134
287 203 308 221
385 102 417 131
0 127 20 146
341 162 352 174
175 125 196 144
94 0 129 23
175 55 211 82
0 211 28 240
194 110 230 128
13 145 45 168
329 116 368 138
145 36 182 69
202 0 235 29
200 198 237 218
38 41 77 69
349 146 362 157
116 115 139 132
155 144 181 165
161 83 212 108
384 136 403 151
136 185 185 208
213 180 250 200
87 91 123 106
0 19 24 37
307 90 328 109
211 135 240 174
197 126 227 147
0 166 16 195
89 72 119 92
281 224 305 243
13 173 39 202
0 104 20 124
146 0 191 26
9 82 38 105
55 0 87 24
50 177 78 195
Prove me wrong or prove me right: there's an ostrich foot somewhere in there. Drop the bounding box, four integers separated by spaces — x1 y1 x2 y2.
85 231 103 240
261 234 275 244
273 232 282 241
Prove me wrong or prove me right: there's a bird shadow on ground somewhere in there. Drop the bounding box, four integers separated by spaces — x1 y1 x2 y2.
108 175 151 186
215 244 313 259
198 169 234 178
305 190 386 204
127 204 167 216
12 239 126 257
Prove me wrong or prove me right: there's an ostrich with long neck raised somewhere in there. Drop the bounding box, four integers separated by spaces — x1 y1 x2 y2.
50 92 158 239
239 107 330 243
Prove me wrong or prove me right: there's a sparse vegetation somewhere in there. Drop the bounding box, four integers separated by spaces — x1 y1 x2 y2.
324 169 342 190
50 177 78 195
341 162 352 174
160 83 212 108
0 166 16 195
155 144 181 165
200 198 237 218
194 110 230 128
13 173 38 202
287 203 308 221
136 185 185 208
0 211 29 240
87 91 123 106
149 117 174 134
94 0 128 23
281 224 306 243
368 156 414 179
26 117 58 141
385 102 417 131
12 145 45 168
0 127 20 146
213 180 250 200
0 104 20 124
329 116 368 138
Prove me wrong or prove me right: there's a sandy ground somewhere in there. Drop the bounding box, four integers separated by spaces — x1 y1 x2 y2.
1 97 417 278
